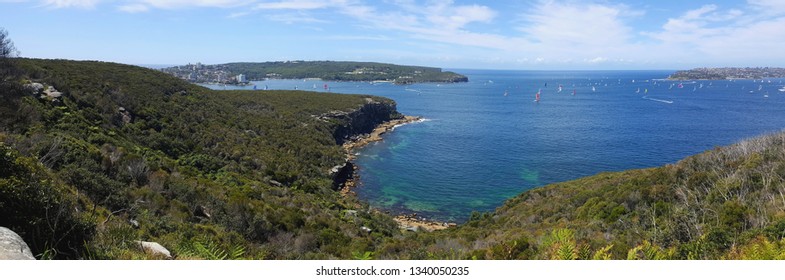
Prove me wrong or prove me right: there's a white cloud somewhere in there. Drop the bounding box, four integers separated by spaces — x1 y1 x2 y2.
41 0 99 8
140 0 252 9
118 3 148 12
748 0 785 12
254 0 333 10
586 57 607 63
423 2 496 30
266 12 329 24
642 2 785 66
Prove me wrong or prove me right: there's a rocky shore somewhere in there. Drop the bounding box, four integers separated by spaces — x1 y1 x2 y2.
393 214 457 232
336 115 456 231
338 115 421 196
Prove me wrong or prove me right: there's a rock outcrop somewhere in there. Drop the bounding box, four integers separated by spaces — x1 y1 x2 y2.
327 98 401 145
330 161 355 190
0 227 35 260
136 241 172 259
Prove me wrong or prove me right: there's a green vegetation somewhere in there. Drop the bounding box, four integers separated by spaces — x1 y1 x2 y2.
3 55 785 260
1 58 400 259
162 61 468 84
668 67 785 80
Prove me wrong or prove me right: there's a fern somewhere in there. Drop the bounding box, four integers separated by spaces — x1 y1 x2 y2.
352 251 373 260
592 244 614 260
734 237 785 260
178 237 246 260
627 241 669 260
542 228 579 260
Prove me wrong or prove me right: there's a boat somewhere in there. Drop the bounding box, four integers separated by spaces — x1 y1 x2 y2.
642 96 673 104
534 90 541 102
504 90 508 97
572 89 576 96
592 86 596 92
644 88 648 94
778 87 785 92
636 88 640 93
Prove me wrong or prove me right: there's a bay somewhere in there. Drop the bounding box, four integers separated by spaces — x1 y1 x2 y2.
203 70 785 222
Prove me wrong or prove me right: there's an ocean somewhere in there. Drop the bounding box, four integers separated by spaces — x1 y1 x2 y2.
203 69 785 222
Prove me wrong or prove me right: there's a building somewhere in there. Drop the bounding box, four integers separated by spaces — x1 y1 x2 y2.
236 74 247 83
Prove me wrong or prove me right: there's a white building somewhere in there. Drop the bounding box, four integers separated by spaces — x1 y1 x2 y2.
236 74 247 83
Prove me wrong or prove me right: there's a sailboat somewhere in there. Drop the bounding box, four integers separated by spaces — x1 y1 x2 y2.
504 90 508 97
592 86 596 92
644 88 648 94
678 83 684 89
572 89 576 96
557 85 563 93
534 90 541 102
669 84 674 90
636 88 640 93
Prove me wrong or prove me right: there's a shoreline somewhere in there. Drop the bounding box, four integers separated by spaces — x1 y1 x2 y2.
339 115 455 232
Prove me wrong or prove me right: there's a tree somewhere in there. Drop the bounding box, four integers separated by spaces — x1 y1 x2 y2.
1 27 19 82
0 27 23 131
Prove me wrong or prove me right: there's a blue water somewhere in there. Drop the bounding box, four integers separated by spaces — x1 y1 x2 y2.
203 70 785 222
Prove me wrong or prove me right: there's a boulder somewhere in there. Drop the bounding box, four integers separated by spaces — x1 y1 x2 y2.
136 241 172 259
44 86 63 98
25 82 44 94
0 227 35 260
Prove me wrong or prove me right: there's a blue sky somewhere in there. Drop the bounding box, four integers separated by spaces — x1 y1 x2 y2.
1 0 784 69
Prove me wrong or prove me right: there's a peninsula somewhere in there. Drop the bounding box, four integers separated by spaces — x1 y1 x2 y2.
668 67 785 80
161 61 468 85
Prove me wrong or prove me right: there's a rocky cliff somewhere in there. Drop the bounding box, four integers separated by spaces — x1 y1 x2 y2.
328 98 402 145
324 98 403 190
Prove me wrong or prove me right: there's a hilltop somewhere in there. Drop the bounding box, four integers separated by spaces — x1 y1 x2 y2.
161 61 469 85
668 67 785 80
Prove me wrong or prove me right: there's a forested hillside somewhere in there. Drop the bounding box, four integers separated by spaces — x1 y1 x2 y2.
162 61 469 84
1 58 401 259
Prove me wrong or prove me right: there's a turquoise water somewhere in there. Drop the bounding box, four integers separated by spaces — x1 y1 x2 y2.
204 70 785 222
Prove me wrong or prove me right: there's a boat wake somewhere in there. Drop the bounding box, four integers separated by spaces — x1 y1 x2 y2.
642 96 674 104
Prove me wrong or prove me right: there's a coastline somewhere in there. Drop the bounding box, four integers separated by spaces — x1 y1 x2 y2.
339 115 455 232
338 115 420 197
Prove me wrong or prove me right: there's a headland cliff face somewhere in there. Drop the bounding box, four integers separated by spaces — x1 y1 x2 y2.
329 98 402 145
325 99 403 190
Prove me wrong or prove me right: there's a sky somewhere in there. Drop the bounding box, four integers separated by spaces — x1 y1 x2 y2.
1 0 784 70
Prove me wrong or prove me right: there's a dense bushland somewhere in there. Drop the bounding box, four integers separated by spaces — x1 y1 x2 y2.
1 58 399 259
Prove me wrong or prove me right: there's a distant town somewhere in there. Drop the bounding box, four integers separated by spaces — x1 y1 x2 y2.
668 67 785 80
160 61 468 85
162 62 250 85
